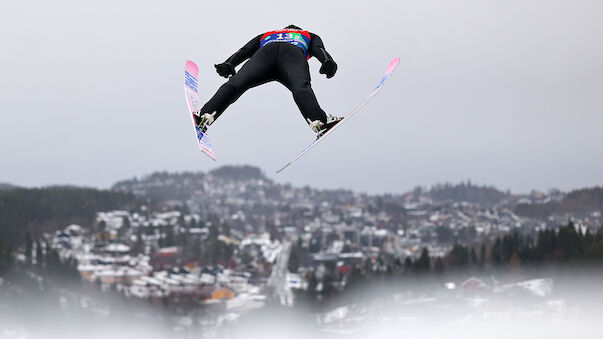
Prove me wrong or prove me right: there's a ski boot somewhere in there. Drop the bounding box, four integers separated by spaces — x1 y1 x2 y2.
193 111 216 133
308 114 343 139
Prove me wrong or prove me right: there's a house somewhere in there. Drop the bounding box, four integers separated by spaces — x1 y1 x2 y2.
460 276 490 292
211 287 234 300
150 247 179 270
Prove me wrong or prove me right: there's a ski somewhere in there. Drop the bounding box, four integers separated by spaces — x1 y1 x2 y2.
276 57 400 173
184 60 216 161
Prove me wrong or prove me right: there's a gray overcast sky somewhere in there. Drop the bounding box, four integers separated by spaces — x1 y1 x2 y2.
1 0 602 194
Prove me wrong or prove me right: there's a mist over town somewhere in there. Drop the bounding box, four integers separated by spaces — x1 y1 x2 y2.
2 165 602 338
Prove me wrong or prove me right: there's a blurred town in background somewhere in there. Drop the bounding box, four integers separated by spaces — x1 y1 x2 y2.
1 165 602 337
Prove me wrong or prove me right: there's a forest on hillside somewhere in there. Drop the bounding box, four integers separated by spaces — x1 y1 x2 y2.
0 187 138 247
515 187 603 218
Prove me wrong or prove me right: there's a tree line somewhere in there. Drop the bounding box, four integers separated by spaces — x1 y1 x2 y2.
0 186 139 248
398 222 603 275
515 186 603 218
296 222 603 304
0 231 79 282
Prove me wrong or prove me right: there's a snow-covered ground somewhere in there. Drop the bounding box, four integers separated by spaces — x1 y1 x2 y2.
2 270 602 339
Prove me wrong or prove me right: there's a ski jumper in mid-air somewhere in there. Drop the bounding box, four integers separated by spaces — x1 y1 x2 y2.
194 25 342 138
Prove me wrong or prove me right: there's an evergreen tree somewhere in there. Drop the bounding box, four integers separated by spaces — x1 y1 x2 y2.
177 226 189 249
98 220 108 242
433 256 445 276
492 238 502 265
557 222 583 260
448 243 469 269
470 247 478 267
207 224 221 264
222 222 231 237
165 226 175 247
415 247 431 273
309 237 321 253
0 236 13 274
342 243 352 253
24 231 33 264
509 251 521 269
46 246 61 274
479 244 486 269
192 235 202 260
404 257 413 273
306 272 318 300
67 256 81 282
35 240 44 267
288 238 305 273
122 216 131 229
158 229 165 248
132 228 144 254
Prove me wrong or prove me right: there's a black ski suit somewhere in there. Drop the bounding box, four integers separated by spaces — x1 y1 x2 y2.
200 30 336 125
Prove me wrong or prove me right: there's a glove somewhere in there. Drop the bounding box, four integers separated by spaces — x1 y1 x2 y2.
319 59 337 79
214 62 236 78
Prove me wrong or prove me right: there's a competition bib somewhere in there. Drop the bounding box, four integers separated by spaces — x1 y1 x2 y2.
260 29 311 58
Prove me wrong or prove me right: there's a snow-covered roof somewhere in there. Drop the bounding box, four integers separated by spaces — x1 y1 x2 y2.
104 243 130 253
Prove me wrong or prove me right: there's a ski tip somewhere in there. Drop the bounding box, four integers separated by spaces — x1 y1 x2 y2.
202 149 217 161
202 151 217 161
185 60 199 73
276 163 290 173
386 58 400 74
